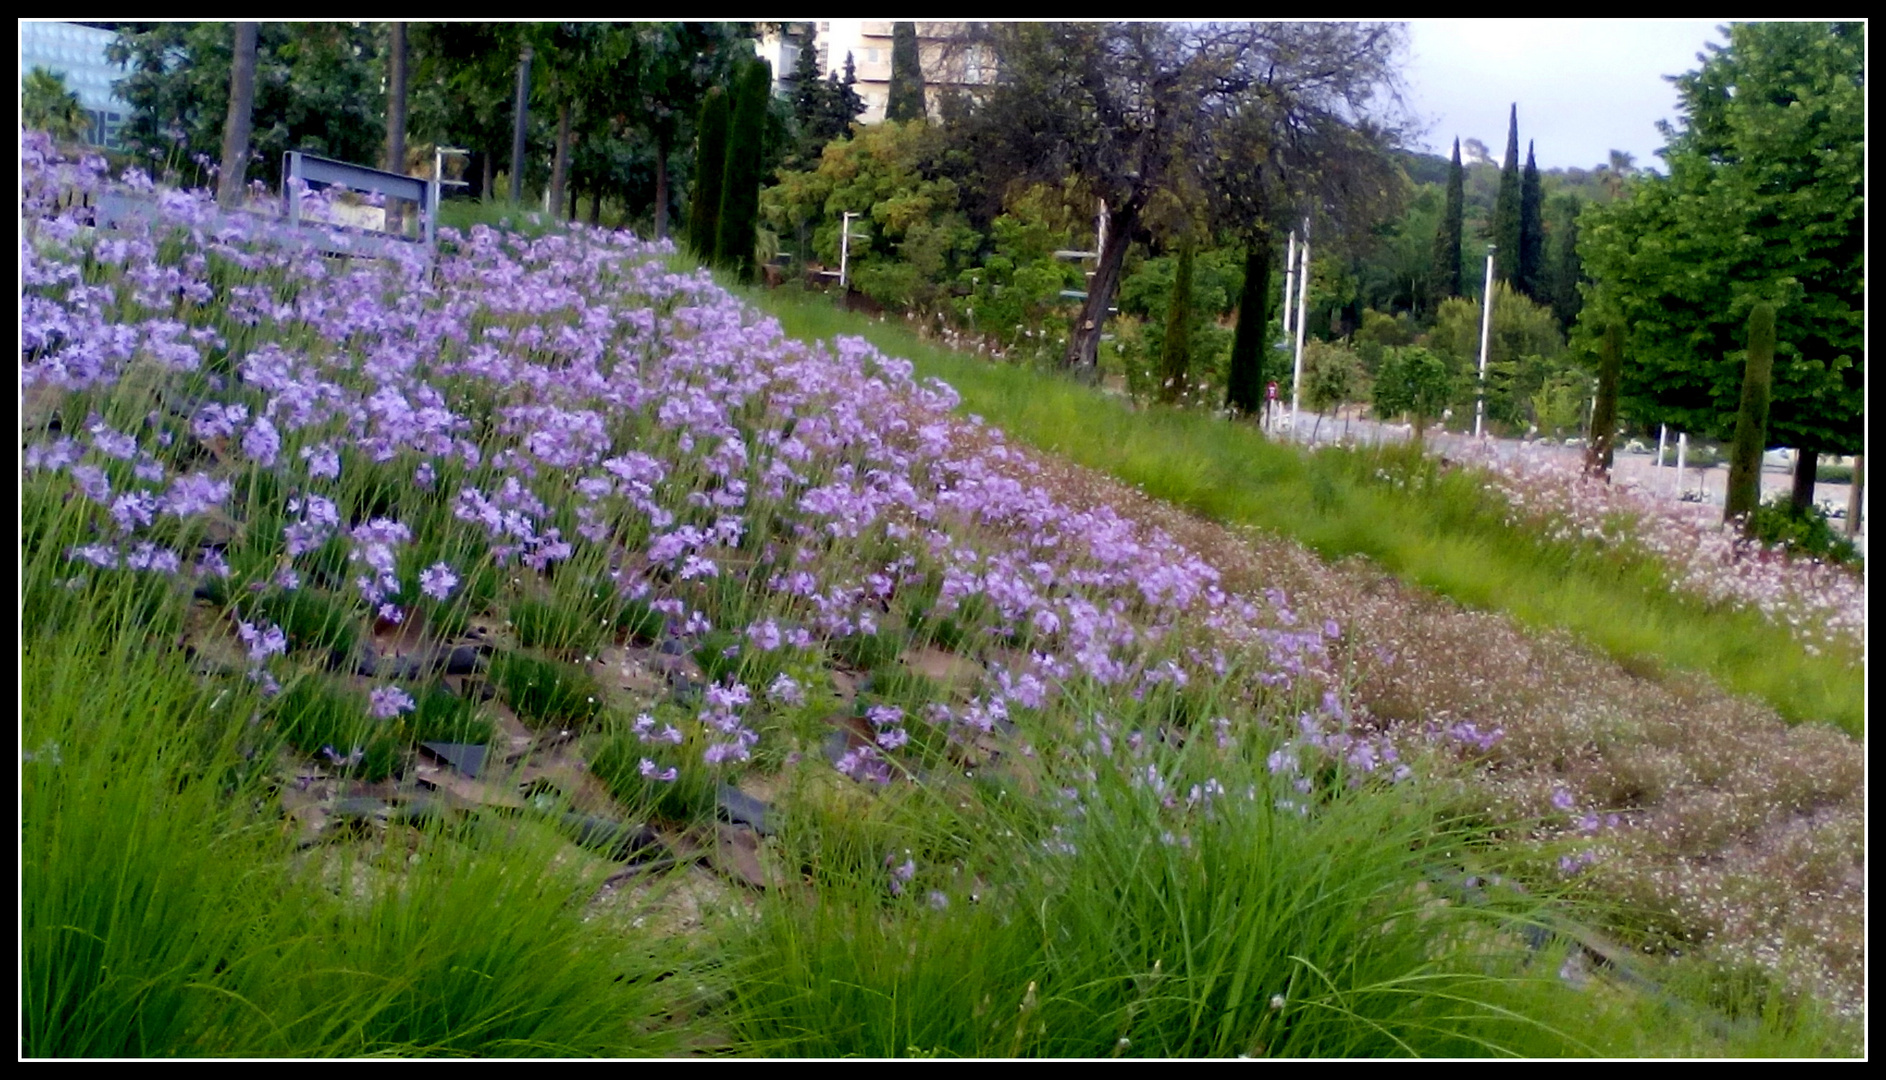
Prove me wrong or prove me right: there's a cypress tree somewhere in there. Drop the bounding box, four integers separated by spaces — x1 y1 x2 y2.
1225 237 1273 416
886 22 926 122
1585 323 1623 478
687 86 731 262
1725 304 1777 527
1429 138 1465 306
716 58 772 284
1518 141 1546 302
1492 104 1521 282
1157 235 1196 405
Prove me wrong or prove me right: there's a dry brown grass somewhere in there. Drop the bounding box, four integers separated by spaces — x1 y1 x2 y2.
1001 442 1866 1019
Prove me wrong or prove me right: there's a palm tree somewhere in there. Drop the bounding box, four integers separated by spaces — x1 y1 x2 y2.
22 67 90 144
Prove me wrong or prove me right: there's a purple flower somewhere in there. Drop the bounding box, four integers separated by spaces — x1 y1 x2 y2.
237 620 287 662
70 464 110 504
1550 787 1576 811
767 672 804 707
369 685 416 720
241 417 281 466
419 562 459 601
300 442 341 480
638 758 679 782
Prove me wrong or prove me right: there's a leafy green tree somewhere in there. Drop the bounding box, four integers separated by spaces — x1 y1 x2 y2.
1491 104 1521 281
1372 345 1452 447
958 22 1408 376
687 86 730 260
716 57 773 283
1302 338 1365 441
1579 22 1862 510
109 23 386 191
22 67 90 143
763 119 980 313
886 22 926 123
1724 304 1776 526
1517 141 1545 302
1426 284 1565 430
1429 138 1465 305
1547 194 1585 330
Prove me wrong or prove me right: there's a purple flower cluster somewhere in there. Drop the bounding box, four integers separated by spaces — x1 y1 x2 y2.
22 145 1368 796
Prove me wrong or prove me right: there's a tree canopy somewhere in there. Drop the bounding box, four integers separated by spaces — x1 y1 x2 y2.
1578 22 1863 465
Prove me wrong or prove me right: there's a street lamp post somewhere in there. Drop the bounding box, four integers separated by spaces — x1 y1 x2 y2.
1475 244 1496 439
1290 221 1310 442
839 211 860 290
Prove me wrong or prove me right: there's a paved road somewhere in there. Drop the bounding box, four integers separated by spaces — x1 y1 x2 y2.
1263 405 1866 556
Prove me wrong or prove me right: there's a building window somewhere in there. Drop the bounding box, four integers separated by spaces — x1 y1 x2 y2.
864 47 880 64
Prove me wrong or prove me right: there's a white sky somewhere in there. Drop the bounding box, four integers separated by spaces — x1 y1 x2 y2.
1401 19 1732 174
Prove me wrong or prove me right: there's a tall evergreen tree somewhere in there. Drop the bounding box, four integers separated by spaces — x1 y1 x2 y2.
826 52 866 134
1492 104 1521 282
1518 140 1546 302
791 23 830 150
715 58 771 284
1429 137 1465 305
687 85 730 261
886 22 926 122
1157 234 1197 405
1225 235 1274 417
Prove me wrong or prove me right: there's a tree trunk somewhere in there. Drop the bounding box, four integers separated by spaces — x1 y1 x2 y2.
476 151 492 201
384 23 407 175
1225 234 1272 416
549 99 572 221
384 22 408 235
510 45 533 204
1845 455 1863 536
1064 197 1140 378
652 135 669 240
586 183 601 225
216 23 258 209
1791 449 1817 512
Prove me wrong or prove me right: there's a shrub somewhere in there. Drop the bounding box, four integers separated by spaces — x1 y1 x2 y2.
1742 498 1860 567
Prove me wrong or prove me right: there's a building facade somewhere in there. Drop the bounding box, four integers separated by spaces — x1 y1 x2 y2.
21 20 131 148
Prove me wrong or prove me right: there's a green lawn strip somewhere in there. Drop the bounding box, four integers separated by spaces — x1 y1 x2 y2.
743 286 1862 736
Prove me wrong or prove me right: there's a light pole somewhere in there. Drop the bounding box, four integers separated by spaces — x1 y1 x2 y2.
1475 244 1496 439
1290 220 1310 442
1281 230 1297 338
839 211 860 290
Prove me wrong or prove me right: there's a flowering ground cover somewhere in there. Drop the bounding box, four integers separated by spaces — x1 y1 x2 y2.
20 137 1860 1056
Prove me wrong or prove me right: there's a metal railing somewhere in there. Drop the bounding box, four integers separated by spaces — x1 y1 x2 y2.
283 149 438 255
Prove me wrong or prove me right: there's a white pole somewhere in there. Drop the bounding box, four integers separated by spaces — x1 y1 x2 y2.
839 211 856 290
1475 245 1496 440
1096 199 1107 261
1290 223 1310 442
1674 432 1688 500
1657 423 1668 468
1281 231 1297 337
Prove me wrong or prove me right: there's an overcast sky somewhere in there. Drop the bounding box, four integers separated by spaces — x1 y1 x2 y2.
1400 19 1730 174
